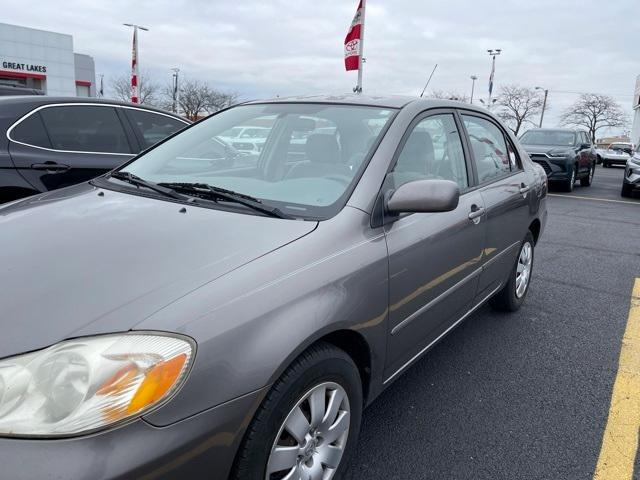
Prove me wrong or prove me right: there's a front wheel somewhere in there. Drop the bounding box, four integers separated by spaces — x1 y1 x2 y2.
580 164 595 186
621 183 633 198
563 166 576 192
490 231 535 312
231 342 362 480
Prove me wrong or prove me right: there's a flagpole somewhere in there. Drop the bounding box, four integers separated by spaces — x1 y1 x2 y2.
123 23 149 104
355 0 366 93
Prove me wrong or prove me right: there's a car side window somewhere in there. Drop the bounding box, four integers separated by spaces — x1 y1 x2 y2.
462 115 511 183
39 106 131 154
11 111 52 149
126 109 187 149
388 113 468 190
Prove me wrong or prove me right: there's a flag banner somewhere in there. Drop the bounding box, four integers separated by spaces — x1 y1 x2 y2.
131 29 139 103
488 56 495 96
344 0 363 71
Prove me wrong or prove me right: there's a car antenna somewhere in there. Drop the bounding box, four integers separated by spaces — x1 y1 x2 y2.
420 64 438 98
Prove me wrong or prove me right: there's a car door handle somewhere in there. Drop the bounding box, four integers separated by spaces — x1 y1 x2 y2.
519 183 530 194
31 163 70 172
468 205 485 223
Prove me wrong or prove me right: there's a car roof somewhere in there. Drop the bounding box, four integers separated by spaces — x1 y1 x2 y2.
244 93 490 112
0 95 185 120
525 128 583 134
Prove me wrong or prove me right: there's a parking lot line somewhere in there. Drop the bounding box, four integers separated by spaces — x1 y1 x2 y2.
548 194 640 206
593 278 640 480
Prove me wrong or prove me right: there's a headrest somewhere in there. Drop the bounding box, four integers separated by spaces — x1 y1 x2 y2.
397 131 434 175
305 134 340 164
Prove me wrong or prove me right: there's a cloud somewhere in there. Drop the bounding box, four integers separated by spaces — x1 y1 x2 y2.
3 0 638 132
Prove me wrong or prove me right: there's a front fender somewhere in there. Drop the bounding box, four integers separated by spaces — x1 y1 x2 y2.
140 207 390 426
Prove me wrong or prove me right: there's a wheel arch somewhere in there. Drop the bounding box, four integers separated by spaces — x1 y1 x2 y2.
528 218 541 245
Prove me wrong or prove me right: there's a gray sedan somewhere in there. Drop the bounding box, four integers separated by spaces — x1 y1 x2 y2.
0 95 547 479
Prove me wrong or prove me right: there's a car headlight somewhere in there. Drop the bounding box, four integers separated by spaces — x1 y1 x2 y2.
0 333 194 437
547 150 569 158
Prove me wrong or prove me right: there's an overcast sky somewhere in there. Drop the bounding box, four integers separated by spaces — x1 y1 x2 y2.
4 0 638 134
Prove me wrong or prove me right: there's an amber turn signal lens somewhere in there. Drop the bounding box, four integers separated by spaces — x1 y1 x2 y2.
127 353 187 414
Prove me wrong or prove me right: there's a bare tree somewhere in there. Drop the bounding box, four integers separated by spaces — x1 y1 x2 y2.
427 90 469 102
108 72 161 106
560 93 628 142
496 85 544 136
166 79 239 120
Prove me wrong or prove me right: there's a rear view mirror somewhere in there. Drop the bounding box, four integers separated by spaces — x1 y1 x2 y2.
386 179 460 214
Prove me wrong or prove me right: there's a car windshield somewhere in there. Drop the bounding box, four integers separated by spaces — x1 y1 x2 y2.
122 103 396 219
520 130 576 146
610 144 632 154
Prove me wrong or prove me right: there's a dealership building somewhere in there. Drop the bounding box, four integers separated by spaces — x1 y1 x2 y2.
0 23 96 97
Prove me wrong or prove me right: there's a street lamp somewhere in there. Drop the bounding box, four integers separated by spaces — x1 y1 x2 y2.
487 49 501 104
535 86 549 128
123 23 149 104
171 68 180 114
470 75 478 104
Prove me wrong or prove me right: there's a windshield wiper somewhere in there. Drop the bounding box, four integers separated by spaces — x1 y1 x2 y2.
108 171 190 201
158 182 294 219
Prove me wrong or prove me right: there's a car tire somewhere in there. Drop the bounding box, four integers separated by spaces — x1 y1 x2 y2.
490 231 535 312
580 164 595 187
621 183 633 198
231 342 363 480
603 161 608 168
563 166 576 192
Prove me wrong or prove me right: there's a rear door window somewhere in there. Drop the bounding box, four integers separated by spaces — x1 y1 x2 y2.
11 111 52 148
39 105 132 154
125 109 187 149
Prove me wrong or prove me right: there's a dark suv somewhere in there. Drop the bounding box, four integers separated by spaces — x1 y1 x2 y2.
0 96 189 203
519 128 596 191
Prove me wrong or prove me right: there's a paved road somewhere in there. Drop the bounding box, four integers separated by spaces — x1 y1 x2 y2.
349 165 640 480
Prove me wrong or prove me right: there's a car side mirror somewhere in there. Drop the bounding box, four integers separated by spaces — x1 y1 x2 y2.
386 179 460 214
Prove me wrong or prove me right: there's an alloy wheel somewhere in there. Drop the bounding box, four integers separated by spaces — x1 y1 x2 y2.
515 242 533 298
266 382 350 480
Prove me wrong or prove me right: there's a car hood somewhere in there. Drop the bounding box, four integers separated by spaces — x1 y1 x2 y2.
522 144 574 155
0 184 317 359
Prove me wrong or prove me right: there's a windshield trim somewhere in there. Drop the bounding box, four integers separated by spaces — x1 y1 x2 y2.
110 102 400 221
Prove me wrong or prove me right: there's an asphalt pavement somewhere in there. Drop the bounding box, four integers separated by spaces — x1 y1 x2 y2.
348 165 640 480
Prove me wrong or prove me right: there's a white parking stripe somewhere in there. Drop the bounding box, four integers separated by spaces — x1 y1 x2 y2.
548 194 640 206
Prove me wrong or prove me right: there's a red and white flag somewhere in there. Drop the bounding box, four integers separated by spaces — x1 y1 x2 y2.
130 28 139 103
344 1 363 71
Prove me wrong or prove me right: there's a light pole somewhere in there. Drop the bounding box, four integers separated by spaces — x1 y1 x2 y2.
470 75 478 104
171 68 180 114
123 23 149 103
487 49 501 104
535 86 549 128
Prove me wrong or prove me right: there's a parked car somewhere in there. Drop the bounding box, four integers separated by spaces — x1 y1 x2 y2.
621 144 640 198
519 128 596 192
219 125 270 154
0 84 44 96
600 142 634 168
0 95 547 480
0 96 189 203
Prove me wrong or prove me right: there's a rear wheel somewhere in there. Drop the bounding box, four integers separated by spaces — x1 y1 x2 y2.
580 164 595 186
621 183 633 198
231 342 362 480
490 231 535 312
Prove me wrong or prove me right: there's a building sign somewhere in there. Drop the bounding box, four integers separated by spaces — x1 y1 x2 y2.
2 61 47 74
